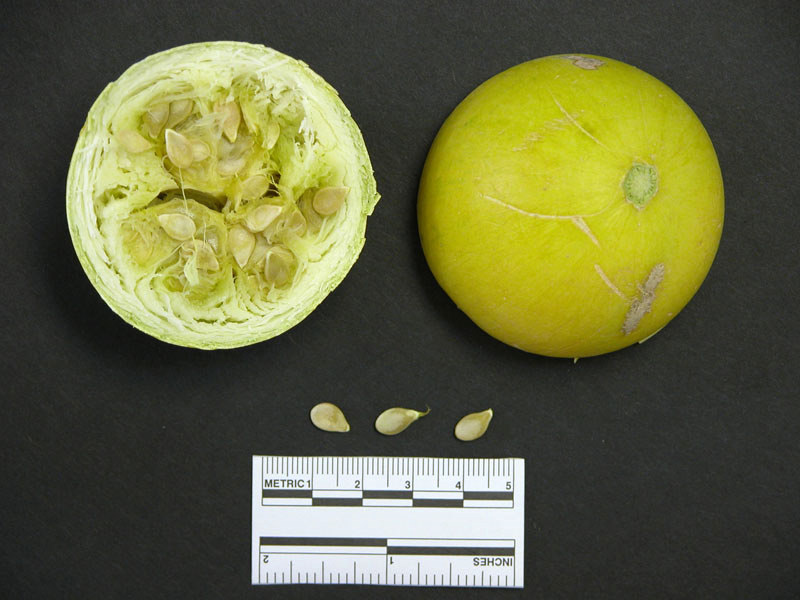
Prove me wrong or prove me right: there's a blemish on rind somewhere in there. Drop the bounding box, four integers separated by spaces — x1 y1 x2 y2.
622 263 665 334
594 264 627 300
563 55 605 70
571 216 600 247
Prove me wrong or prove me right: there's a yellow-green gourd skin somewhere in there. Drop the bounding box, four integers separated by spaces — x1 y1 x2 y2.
418 54 724 358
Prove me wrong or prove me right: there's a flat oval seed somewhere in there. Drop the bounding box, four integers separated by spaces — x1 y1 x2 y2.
310 402 350 433
157 213 196 241
166 99 193 129
285 209 307 236
193 240 219 271
244 204 282 233
116 129 152 153
143 103 169 137
299 189 323 233
220 101 241 142
264 246 294 286
164 128 194 169
217 156 246 176
454 408 493 442
266 120 280 149
375 407 431 436
228 225 256 268
191 140 210 162
241 175 270 200
312 186 349 215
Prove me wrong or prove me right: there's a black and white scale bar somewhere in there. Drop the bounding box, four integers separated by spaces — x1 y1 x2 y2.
463 491 513 501
387 546 514 556
260 537 386 547
263 489 313 498
263 490 513 505
259 537 514 557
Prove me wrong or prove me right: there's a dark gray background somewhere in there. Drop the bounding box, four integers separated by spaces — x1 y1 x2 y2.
2 1 798 598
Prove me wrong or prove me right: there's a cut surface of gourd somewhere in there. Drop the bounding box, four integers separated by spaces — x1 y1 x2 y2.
67 42 379 349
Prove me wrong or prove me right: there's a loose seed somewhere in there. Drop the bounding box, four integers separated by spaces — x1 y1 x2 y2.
228 225 256 268
266 120 280 149
143 103 169 137
157 213 196 241
166 99 193 129
264 246 294 286
116 129 152 153
219 101 241 142
164 128 194 169
244 204 282 233
312 186 348 215
310 402 350 432
375 407 431 436
454 408 493 442
241 175 270 200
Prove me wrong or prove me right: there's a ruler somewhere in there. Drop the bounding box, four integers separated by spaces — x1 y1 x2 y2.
251 456 524 587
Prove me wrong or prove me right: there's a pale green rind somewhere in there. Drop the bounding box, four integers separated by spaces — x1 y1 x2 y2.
67 42 379 349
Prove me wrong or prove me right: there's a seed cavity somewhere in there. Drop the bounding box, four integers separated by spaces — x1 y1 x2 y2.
454 408 493 441
157 213 196 241
244 204 282 233
312 186 349 215
164 128 194 169
375 407 431 436
116 129 152 154
228 225 256 267
310 402 350 432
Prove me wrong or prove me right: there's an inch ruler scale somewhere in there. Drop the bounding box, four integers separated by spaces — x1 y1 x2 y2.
251 456 525 588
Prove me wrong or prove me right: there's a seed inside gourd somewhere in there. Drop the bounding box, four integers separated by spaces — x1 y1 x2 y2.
374 407 431 436
310 402 350 432
312 186 348 215
244 204 282 233
454 408 493 442
190 240 220 271
228 225 256 268
285 209 307 236
266 120 280 150
166 99 193 129
143 103 169 137
164 129 194 169
219 101 241 142
241 175 270 200
264 246 294 286
116 129 152 153
299 189 323 233
190 140 210 162
157 213 196 241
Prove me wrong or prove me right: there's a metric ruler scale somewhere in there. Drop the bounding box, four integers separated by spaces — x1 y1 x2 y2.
251 456 524 588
